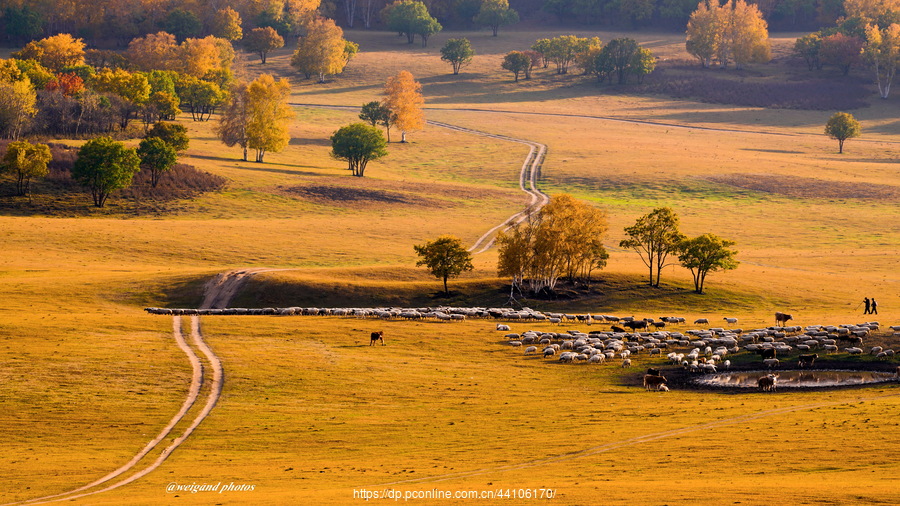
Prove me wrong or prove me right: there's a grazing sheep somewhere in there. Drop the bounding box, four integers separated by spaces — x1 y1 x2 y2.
589 354 605 364
845 347 864 355
543 347 556 358
559 352 576 363
622 358 632 367
496 324 511 331
694 318 709 325
723 317 738 324
509 341 522 347
723 360 731 370
524 346 537 355
657 384 670 392
763 358 780 369
870 346 884 355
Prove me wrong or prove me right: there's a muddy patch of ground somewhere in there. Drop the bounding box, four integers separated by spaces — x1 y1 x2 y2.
706 173 900 200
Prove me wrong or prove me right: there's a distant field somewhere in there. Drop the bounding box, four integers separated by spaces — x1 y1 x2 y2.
1 27 899 505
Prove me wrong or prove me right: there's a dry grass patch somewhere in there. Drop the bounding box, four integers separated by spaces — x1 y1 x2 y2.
707 173 900 200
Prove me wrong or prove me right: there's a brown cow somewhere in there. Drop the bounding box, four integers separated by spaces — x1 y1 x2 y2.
370 331 384 346
775 312 793 326
757 374 777 392
643 374 667 391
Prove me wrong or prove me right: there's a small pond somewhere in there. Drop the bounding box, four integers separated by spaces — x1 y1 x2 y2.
694 370 898 389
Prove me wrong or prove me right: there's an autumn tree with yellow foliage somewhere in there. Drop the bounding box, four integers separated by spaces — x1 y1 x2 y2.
865 23 900 98
245 74 294 163
12 34 86 72
291 17 356 83
686 0 770 69
383 70 424 143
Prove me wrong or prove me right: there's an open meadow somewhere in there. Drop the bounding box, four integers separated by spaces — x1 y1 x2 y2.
1 26 899 505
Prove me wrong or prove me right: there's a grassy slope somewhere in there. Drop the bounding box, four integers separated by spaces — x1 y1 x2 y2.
1 28 899 505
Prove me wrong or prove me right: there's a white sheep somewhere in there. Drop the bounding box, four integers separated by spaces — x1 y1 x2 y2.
524 346 537 355
657 384 670 392
589 354 605 364
621 358 632 367
723 317 738 324
509 341 522 347
496 324 511 331
870 346 884 355
763 358 780 369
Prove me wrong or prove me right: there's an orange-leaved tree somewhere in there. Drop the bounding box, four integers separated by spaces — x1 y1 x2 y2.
383 70 424 143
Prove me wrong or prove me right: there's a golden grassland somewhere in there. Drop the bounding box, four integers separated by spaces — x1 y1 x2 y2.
1 28 899 504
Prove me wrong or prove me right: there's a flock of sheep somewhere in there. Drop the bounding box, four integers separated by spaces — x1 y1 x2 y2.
144 305 900 391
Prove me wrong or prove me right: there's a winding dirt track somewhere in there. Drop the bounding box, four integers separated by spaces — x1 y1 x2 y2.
7 316 223 505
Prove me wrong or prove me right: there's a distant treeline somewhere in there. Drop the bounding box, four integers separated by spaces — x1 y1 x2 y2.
0 0 845 45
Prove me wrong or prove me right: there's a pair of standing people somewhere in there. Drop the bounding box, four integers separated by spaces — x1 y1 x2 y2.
863 297 878 314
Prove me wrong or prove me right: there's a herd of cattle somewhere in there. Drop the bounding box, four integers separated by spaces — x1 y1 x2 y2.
144 305 900 391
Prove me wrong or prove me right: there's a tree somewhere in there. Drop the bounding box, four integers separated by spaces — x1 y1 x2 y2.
794 32 824 70
330 123 388 177
359 100 393 141
414 235 474 295
164 8 203 42
677 234 739 293
686 0 770 69
126 32 179 71
291 17 353 83
246 74 294 162
1 140 51 196
12 33 86 72
824 112 862 153
89 68 151 130
179 78 226 121
620 207 685 287
497 194 608 295
71 137 140 207
3 5 44 44
243 27 285 64
501 51 531 81
531 38 552 68
146 122 190 152
382 0 440 45
546 35 582 74
217 81 251 161
137 137 177 187
629 46 657 83
473 0 519 36
0 79 37 140
383 70 424 143
439 38 475 75
865 23 900 98
46 72 85 96
604 37 640 84
212 7 243 41
820 33 864 74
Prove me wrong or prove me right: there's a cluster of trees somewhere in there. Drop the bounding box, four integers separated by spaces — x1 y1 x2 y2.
793 2 900 98
540 0 838 30
685 0 771 69
619 207 738 293
497 194 611 295
0 0 320 45
0 32 233 139
0 122 188 206
500 36 655 84
379 0 518 47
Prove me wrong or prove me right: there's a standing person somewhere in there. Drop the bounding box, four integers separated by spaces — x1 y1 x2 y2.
870 298 878 315
863 297 871 314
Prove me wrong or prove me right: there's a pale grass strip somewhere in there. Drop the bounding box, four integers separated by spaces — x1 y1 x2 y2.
12 315 224 505
376 391 900 486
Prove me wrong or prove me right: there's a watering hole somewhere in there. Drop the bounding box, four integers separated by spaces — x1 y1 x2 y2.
693 370 899 389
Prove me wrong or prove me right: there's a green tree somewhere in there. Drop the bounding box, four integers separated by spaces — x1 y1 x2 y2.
794 32 823 70
137 137 177 187
414 235 474 295
3 6 44 43
164 9 203 42
330 123 388 177
620 207 685 287
824 111 861 153
359 100 393 141
382 0 441 46
473 0 519 36
440 38 475 75
531 38 552 68
677 233 739 293
501 51 531 81
604 37 640 84
146 122 190 152
1 140 51 196
71 136 140 207
243 27 285 64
